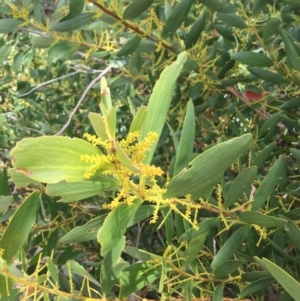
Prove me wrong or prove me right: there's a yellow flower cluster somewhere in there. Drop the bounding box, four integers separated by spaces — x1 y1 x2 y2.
83 133 109 148
81 131 163 184
81 131 201 229
80 154 113 179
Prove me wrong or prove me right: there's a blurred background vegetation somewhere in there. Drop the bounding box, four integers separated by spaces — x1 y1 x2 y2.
1 0 300 300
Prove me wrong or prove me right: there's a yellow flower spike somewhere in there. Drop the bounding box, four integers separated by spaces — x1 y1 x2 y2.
120 131 139 148
81 130 202 228
81 154 113 180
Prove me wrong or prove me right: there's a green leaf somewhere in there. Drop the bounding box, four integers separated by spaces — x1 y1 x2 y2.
185 10 208 49
0 45 12 64
123 0 154 20
107 104 117 137
263 17 281 45
211 225 249 268
247 67 291 84
0 195 14 213
48 41 78 61
10 136 102 184
258 113 281 137
60 215 106 244
116 35 142 57
254 257 300 301
252 142 276 168
115 141 140 173
214 25 235 42
129 106 147 133
169 125 181 158
178 218 219 242
252 0 268 15
0 168 8 195
242 271 270 282
281 97 300 110
8 168 40 188
100 77 112 117
100 238 128 293
272 228 285 267
67 260 100 286
88 112 107 141
279 27 300 71
213 260 245 279
60 0 85 22
173 100 195 176
231 52 274 67
162 0 194 38
282 207 300 220
0 19 23 33
0 196 13 213
97 200 142 256
0 288 20 301
281 0 300 7
123 246 158 261
251 156 286 211
12 52 23 72
183 230 208 266
291 148 300 162
47 258 59 284
46 176 118 202
0 192 39 263
213 284 224 301
164 134 253 199
217 13 247 28
199 0 237 13
50 12 94 32
61 205 155 243
31 36 55 48
283 218 300 251
224 166 257 208
141 52 188 164
120 261 161 298
239 277 275 298
239 212 287 228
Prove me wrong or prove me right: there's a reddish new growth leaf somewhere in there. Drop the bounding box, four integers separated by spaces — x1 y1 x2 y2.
244 90 264 100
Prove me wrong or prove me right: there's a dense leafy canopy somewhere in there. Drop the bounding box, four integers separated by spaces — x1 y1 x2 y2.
1 0 300 300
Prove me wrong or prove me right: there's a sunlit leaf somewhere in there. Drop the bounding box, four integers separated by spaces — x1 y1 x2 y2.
164 134 253 199
141 52 188 164
120 262 161 298
46 176 119 202
10 136 102 183
98 200 142 256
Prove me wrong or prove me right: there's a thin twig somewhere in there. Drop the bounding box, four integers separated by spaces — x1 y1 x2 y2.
18 70 82 97
17 126 46 136
88 0 176 53
54 66 112 136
